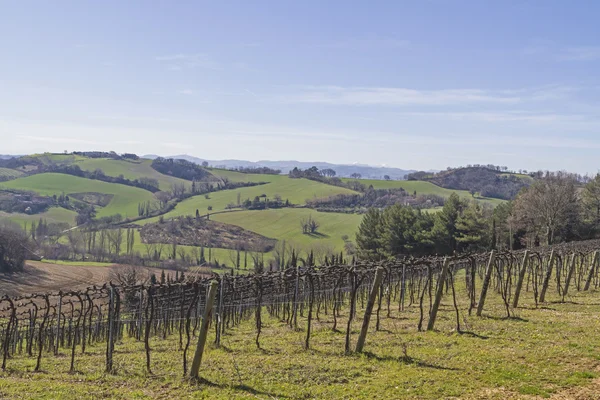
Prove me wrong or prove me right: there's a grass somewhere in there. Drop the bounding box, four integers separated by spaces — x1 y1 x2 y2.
1 275 600 398
0 173 155 220
212 208 362 252
343 178 504 207
0 167 23 180
138 177 357 226
0 207 78 227
75 158 193 191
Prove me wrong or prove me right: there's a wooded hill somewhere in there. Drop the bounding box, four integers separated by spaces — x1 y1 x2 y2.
408 166 533 200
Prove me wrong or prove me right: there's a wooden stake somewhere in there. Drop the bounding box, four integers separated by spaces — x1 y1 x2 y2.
512 250 529 308
355 267 384 353
563 253 576 297
189 280 218 380
476 251 495 317
427 258 450 331
584 251 598 291
539 250 555 302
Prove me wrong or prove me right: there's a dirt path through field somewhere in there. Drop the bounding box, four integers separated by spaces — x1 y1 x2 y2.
0 261 168 297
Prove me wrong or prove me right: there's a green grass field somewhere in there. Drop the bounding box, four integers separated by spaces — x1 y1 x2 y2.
0 207 78 228
0 167 23 180
212 208 362 253
0 173 155 220
1 275 599 399
75 158 193 191
138 177 357 226
343 178 504 206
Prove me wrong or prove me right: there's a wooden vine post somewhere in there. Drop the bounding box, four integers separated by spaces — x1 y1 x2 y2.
476 251 495 317
189 280 218 380
584 251 599 291
355 267 384 353
106 285 115 373
427 258 450 331
512 250 529 308
539 250 556 302
563 253 577 297
55 292 62 356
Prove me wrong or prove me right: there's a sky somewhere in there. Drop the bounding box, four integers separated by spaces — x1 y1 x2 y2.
1 1 600 174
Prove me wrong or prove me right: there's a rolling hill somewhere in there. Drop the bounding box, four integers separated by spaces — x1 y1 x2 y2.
1 173 155 219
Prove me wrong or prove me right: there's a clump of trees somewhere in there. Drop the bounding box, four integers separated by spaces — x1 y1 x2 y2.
356 194 490 259
306 187 445 213
0 222 29 272
357 171 600 259
151 158 212 181
230 166 282 175
301 215 320 234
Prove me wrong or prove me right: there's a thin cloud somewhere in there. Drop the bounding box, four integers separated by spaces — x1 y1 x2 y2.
155 53 219 70
558 46 600 61
279 84 577 107
316 36 410 50
178 89 194 95
283 86 521 106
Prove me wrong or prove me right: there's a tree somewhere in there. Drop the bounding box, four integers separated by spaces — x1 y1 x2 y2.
512 172 578 245
583 174 600 224
355 208 384 260
384 175 391 181
382 205 433 257
350 173 362 179
432 193 466 254
455 202 490 251
0 223 28 272
201 161 209 167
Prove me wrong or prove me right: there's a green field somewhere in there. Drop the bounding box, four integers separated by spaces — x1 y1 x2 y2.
0 207 78 227
343 178 504 206
0 173 155 220
213 208 362 253
138 177 357 226
0 167 23 180
75 158 193 191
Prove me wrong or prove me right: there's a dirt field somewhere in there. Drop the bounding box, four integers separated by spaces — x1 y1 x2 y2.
0 261 175 297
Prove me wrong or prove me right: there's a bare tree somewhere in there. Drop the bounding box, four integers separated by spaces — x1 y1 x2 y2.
513 172 578 245
583 174 600 224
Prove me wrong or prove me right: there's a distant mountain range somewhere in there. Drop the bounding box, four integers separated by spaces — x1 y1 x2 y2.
0 155 19 160
143 154 418 180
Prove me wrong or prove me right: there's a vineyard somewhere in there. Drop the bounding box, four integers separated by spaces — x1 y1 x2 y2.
2 238 600 391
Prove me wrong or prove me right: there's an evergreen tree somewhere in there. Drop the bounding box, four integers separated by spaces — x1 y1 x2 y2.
355 208 384 260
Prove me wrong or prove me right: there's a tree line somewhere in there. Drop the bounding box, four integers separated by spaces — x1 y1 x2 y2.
356 172 600 259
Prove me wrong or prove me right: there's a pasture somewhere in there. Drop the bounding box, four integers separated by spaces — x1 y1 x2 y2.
1 173 155 219
343 178 504 206
75 158 193 191
212 208 362 253
0 207 78 228
138 177 357 225
0 167 23 180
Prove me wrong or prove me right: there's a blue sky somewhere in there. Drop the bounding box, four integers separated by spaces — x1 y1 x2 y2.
1 1 600 173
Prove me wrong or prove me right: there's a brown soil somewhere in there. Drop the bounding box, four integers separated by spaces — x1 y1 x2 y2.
0 261 169 297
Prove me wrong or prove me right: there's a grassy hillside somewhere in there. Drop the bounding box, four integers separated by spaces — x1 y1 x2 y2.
343 178 504 206
138 177 357 225
212 208 362 252
75 158 192 191
0 207 78 227
1 173 155 219
0 167 23 180
1 277 600 398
